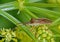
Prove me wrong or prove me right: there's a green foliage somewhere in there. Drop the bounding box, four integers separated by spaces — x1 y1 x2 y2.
0 0 60 42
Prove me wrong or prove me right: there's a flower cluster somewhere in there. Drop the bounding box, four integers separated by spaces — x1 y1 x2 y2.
0 28 17 42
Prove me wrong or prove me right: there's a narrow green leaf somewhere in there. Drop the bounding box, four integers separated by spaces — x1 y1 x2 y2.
0 1 18 11
17 11 31 23
54 34 60 37
27 6 59 20
25 0 41 3
24 8 39 19
51 18 60 26
49 18 60 34
0 16 15 28
25 3 59 7
0 1 60 11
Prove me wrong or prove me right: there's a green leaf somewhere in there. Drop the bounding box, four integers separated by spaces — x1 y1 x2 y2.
49 18 60 34
24 8 39 19
0 16 15 28
17 11 31 23
0 0 15 4
25 0 41 3
51 18 60 26
0 1 60 11
25 3 59 7
0 1 18 11
27 6 60 20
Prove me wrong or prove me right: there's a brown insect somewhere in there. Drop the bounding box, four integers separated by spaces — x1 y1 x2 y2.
27 18 52 25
